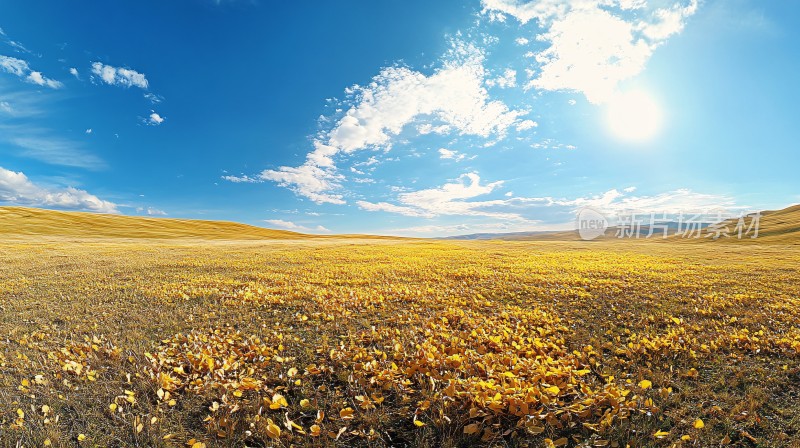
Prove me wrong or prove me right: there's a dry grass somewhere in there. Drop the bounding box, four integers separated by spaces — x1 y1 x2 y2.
1 232 799 447
0 207 403 241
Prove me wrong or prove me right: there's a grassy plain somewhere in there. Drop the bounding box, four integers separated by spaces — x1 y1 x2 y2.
1 210 799 447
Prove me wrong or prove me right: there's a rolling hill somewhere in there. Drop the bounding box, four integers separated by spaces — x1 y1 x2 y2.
0 206 314 240
688 203 800 244
448 204 800 244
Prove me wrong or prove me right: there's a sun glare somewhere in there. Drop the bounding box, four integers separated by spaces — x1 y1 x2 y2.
606 89 663 142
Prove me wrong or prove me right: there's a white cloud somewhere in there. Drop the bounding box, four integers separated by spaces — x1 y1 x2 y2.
221 174 260 183
260 164 345 204
532 138 577 150
91 62 149 89
9 136 105 170
147 112 165 126
515 37 530 45
0 55 28 76
520 187 744 218
85 128 92 134
264 219 330 233
26 71 63 89
530 6 653 103
357 175 741 234
328 42 528 152
242 40 532 204
69 68 79 78
0 166 118 213
0 55 62 89
516 119 538 131
355 200 434 218
358 172 526 221
481 0 698 104
640 1 698 40
438 148 467 162
0 101 11 114
417 123 452 135
136 207 167 216
144 93 164 104
485 68 517 89
481 0 568 25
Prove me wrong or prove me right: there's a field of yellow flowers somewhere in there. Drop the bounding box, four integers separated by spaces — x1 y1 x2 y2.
1 238 799 447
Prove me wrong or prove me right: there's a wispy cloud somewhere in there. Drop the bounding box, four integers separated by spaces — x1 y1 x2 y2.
231 40 534 204
1 27 33 55
91 62 149 89
438 148 471 162
136 206 167 216
0 55 62 89
8 135 106 170
0 166 118 213
358 172 527 221
357 173 742 235
264 219 330 233
144 93 163 104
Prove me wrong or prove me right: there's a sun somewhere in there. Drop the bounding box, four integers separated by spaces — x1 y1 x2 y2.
606 89 663 142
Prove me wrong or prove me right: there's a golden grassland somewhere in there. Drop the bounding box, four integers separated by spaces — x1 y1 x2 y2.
0 207 401 241
1 233 799 448
2 206 800 447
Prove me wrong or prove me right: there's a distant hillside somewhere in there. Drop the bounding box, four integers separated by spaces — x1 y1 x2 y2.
446 204 800 244
0 207 314 240
678 204 800 244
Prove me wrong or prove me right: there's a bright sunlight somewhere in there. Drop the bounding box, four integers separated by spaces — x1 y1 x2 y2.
606 89 663 142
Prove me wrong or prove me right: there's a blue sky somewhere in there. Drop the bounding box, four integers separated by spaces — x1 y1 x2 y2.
0 0 797 236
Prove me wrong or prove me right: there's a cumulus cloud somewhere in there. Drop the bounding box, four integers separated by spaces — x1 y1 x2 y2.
69 67 79 78
147 112 165 126
481 0 698 103
0 166 118 213
0 55 62 89
91 62 149 89
257 164 345 205
327 42 528 152
235 40 532 204
264 219 330 233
